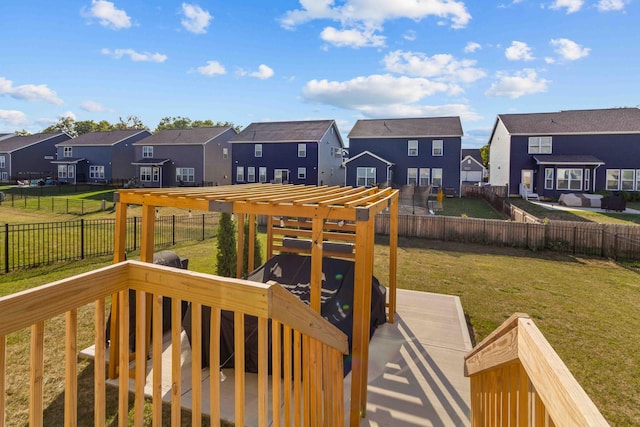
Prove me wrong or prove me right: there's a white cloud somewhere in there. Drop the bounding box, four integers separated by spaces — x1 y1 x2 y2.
359 103 482 121
403 30 417 41
60 111 77 121
485 69 549 98
320 25 385 48
181 3 212 34
101 48 167 62
0 77 63 105
550 38 590 60
545 57 556 64
597 0 626 11
83 0 132 30
383 50 486 84
80 100 107 112
549 0 583 13
302 74 452 109
505 41 534 61
0 110 28 126
196 60 226 76
237 64 275 80
464 42 481 53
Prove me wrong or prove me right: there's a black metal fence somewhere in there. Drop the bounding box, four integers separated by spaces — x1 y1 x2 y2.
0 213 219 273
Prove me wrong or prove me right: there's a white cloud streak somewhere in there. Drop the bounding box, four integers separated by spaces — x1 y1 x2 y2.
464 42 481 53
549 0 584 13
321 25 385 48
237 64 275 79
505 41 534 61
0 77 63 105
550 38 590 60
196 60 226 76
83 0 132 30
0 110 28 126
485 69 549 98
181 3 212 34
597 0 626 11
80 100 108 112
383 50 486 84
101 48 167 62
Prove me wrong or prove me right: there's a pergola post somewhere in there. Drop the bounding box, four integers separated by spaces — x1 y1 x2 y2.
388 194 399 322
236 213 245 278
309 217 324 312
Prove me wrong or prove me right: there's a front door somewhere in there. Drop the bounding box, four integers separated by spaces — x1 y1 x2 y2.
521 170 534 192
274 169 289 183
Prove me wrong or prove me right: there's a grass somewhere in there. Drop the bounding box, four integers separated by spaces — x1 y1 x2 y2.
510 197 640 225
1 236 638 425
434 196 506 219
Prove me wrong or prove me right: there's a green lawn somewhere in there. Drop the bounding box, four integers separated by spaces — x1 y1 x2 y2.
510 197 640 225
435 196 506 219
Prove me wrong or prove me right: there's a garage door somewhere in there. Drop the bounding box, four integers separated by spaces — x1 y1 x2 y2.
462 171 483 182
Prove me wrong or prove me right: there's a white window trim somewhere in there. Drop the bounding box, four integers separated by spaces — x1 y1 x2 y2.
297 167 306 179
176 167 195 183
432 140 443 157
528 136 552 154
89 165 105 179
254 144 262 158
408 140 418 157
556 168 582 191
0 155 5 169
259 167 267 183
407 167 418 186
298 144 306 158
544 168 554 190
606 169 620 191
222 148 228 159
236 166 245 182
419 168 430 187
356 167 376 187
64 147 73 158
142 146 153 158
431 168 443 187
247 167 256 182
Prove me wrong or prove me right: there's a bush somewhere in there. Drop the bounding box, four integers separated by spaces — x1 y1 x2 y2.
215 212 236 277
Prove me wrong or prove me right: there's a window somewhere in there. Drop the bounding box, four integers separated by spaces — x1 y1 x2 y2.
176 167 195 183
584 169 590 192
247 167 256 182
545 168 554 190
259 167 267 183
636 170 640 192
254 144 262 157
142 146 153 158
298 144 306 158
298 167 306 179
621 169 635 191
236 166 245 182
606 169 620 191
152 167 159 182
64 147 73 158
332 147 342 158
58 164 67 179
528 137 552 154
356 167 376 187
89 165 105 179
67 165 74 179
1 172 6 181
407 168 418 186
408 140 418 156
419 168 430 187
432 168 443 187
274 169 289 183
222 148 228 159
556 168 582 190
140 167 152 182
432 140 443 156
0 155 5 168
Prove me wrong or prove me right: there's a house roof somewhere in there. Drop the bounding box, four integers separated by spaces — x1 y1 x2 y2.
132 127 234 146
461 149 483 165
56 130 151 147
229 120 344 147
51 157 86 164
131 158 171 166
498 108 640 135
0 132 67 153
347 117 463 139
533 155 604 165
344 150 394 166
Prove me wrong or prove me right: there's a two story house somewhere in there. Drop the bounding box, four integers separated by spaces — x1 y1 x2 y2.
461 149 487 185
346 117 463 192
0 132 71 183
229 120 344 186
52 129 151 184
131 127 236 188
488 108 640 198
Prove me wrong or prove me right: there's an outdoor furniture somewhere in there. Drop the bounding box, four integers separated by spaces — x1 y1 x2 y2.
601 194 626 211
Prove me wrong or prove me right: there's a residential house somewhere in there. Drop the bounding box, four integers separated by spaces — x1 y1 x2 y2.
488 108 640 199
461 149 487 184
52 129 151 184
229 120 344 186
346 117 463 192
0 132 71 183
131 127 236 188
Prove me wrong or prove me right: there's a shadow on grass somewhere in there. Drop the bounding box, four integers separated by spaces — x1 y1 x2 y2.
42 361 233 426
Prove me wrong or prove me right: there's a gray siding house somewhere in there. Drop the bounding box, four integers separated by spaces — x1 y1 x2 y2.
488 108 640 198
52 129 151 184
131 127 236 188
229 120 345 186
461 149 487 184
0 132 71 183
346 117 463 192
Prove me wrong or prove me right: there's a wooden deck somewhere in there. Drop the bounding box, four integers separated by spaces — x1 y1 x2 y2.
82 289 472 426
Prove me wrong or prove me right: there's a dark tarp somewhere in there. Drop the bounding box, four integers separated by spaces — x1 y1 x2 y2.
183 253 386 375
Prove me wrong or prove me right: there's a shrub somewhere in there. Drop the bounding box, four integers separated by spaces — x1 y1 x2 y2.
215 212 236 277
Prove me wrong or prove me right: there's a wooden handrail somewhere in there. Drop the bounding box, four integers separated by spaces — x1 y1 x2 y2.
465 313 609 426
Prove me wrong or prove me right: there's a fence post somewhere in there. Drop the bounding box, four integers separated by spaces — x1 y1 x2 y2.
4 223 9 273
38 196 41 210
51 197 54 212
80 219 85 259
66 198 69 214
202 214 205 240
133 216 138 251
614 234 618 260
82 200 84 215
172 215 176 246
600 224 605 258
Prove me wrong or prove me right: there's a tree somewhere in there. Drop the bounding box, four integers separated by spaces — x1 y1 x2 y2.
215 212 237 277
479 144 490 168
242 217 263 276
13 129 30 136
155 116 242 133
74 120 99 136
117 115 147 130
42 116 77 137
96 120 114 132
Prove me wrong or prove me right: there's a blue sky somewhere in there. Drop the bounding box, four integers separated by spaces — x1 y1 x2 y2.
0 0 637 147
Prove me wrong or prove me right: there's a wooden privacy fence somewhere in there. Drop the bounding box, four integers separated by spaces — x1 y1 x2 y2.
0 213 219 273
375 214 640 260
0 260 348 426
465 313 608 426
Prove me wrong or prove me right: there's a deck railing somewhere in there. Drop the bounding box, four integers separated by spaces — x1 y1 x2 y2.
464 313 608 426
0 260 348 426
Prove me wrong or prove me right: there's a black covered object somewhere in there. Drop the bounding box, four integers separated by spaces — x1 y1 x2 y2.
106 250 189 351
183 253 387 374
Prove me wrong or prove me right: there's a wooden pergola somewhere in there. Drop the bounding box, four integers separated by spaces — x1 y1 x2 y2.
110 183 399 425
